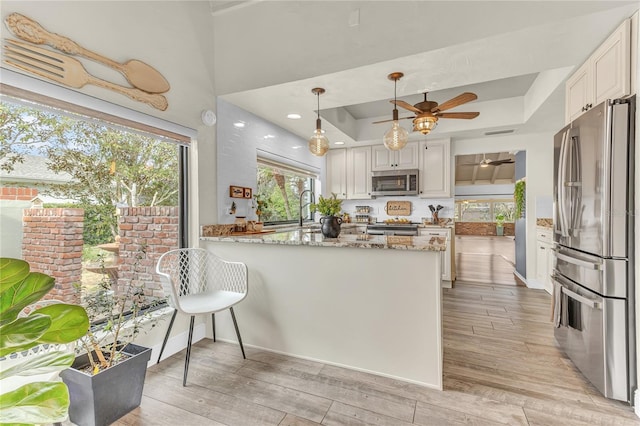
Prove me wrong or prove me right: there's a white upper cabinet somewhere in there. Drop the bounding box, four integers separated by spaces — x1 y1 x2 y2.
325 148 347 199
347 146 372 199
371 142 419 171
419 138 451 198
565 19 631 124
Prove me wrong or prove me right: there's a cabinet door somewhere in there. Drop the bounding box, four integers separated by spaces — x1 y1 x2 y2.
396 142 419 169
419 138 451 198
592 19 630 105
565 62 590 124
371 145 394 170
326 149 347 199
536 241 548 283
348 146 372 199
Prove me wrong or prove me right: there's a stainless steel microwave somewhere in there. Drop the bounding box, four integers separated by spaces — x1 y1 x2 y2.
371 169 419 196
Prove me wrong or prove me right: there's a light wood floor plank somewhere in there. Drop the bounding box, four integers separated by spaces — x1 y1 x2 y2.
321 401 415 426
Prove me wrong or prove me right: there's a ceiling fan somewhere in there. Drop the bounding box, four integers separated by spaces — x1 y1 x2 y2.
373 73 480 135
460 153 515 167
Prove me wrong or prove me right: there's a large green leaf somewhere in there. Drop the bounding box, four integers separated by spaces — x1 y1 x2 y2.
33 304 89 343
0 351 75 381
0 382 69 424
0 272 55 326
0 258 29 293
0 314 51 357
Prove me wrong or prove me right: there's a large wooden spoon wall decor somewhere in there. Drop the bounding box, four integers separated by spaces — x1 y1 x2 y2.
3 13 170 110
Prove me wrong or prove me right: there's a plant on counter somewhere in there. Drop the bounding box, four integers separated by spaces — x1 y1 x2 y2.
0 258 90 425
514 179 526 219
311 193 343 217
495 213 505 228
253 194 270 223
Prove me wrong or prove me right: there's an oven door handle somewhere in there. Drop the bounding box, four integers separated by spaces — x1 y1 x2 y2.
561 286 601 309
554 250 601 270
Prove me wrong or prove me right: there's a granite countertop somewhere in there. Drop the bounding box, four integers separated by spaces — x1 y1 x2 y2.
201 229 446 252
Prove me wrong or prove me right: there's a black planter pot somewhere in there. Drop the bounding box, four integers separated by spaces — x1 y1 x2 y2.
320 215 342 238
60 343 152 426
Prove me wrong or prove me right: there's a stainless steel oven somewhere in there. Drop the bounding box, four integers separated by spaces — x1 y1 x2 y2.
371 169 419 196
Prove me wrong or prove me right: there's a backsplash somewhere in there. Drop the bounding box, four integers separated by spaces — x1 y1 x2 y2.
341 197 454 224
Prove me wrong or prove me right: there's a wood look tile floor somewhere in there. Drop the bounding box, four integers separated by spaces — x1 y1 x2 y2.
455 236 517 285
115 282 639 425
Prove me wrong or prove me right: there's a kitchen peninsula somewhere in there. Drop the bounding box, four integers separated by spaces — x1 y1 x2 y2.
201 229 445 389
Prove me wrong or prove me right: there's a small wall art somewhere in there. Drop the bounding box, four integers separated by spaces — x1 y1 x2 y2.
230 186 244 198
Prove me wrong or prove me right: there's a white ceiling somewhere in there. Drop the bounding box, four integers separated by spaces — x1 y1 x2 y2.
216 1 638 149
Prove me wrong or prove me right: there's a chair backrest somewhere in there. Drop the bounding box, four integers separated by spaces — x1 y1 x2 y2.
155 248 248 312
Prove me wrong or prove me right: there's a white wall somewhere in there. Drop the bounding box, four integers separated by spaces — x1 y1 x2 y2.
215 99 325 224
451 133 555 281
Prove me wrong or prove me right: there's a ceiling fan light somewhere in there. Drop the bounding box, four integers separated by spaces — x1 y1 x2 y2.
413 116 438 135
480 162 490 168
383 121 409 151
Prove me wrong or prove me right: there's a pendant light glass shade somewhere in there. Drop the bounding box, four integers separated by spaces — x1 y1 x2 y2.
384 72 409 151
309 126 329 156
383 120 409 151
309 88 329 157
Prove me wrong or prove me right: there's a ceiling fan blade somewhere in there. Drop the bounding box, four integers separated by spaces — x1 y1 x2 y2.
372 116 414 124
432 92 477 112
490 159 515 165
391 100 423 114
436 112 480 119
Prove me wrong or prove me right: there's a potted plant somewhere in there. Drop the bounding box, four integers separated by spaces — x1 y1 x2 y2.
60 243 163 426
0 258 90 425
253 194 270 231
311 193 343 238
495 213 505 236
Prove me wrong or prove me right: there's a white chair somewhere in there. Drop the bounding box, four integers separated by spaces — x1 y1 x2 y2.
155 248 248 386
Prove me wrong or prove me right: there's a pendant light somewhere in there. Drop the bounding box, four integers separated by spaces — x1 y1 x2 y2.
308 87 329 157
383 72 409 151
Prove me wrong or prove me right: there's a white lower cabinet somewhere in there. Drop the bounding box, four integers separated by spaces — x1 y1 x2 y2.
536 227 554 294
419 227 455 287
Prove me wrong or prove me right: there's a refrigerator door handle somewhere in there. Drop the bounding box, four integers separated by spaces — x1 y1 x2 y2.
561 286 601 309
554 250 601 270
557 130 570 237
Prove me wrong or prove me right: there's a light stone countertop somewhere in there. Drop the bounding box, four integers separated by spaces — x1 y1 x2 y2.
201 229 446 252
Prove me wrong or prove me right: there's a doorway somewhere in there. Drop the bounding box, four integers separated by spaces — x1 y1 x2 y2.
453 151 519 285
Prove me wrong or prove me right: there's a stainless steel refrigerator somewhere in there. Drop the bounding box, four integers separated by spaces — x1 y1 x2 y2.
553 95 635 402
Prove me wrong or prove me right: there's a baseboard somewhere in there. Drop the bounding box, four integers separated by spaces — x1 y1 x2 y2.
635 389 640 417
513 270 544 289
147 323 206 367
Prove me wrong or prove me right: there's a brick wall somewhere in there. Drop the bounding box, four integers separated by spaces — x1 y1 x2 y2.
22 208 84 304
1 187 38 201
455 222 515 236
117 206 179 299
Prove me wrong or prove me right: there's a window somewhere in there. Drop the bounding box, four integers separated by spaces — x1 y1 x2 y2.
0 92 188 311
256 158 316 225
455 199 515 222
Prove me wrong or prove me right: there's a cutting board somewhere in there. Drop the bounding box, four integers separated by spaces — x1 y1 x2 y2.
385 201 411 216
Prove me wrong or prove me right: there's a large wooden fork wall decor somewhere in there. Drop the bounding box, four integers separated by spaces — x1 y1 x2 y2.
3 13 170 111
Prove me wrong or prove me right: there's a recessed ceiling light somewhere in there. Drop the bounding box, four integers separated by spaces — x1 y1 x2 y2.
287 113 302 119
233 122 245 128
292 146 302 149
263 134 275 139
334 141 345 145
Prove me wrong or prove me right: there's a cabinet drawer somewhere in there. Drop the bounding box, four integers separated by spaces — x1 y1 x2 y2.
536 228 553 244
419 228 449 238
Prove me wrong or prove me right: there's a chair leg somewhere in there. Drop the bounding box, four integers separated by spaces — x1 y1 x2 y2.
212 312 216 342
183 316 195 387
157 309 178 364
229 307 246 359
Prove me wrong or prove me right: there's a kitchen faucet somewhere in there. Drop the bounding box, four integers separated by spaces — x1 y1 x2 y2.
299 189 315 227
